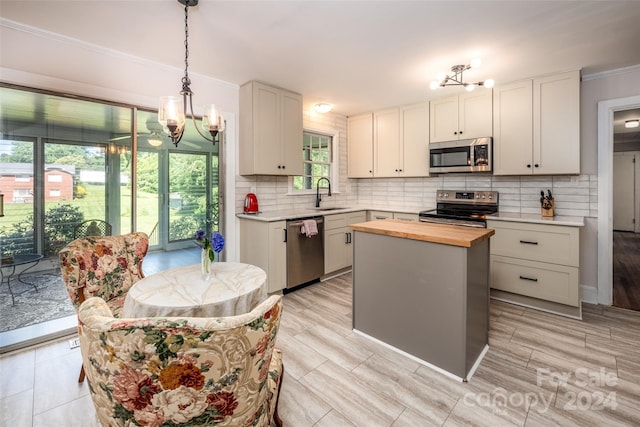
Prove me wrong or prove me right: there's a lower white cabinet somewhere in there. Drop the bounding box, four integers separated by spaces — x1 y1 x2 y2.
324 211 367 274
368 211 419 221
487 219 581 317
239 219 287 293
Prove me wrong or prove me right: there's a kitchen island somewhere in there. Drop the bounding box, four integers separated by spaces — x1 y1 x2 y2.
350 219 494 381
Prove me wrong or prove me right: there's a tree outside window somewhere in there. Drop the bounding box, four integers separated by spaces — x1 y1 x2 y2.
293 131 332 190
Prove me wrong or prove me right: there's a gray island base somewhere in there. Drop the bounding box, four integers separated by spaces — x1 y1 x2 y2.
350 219 494 382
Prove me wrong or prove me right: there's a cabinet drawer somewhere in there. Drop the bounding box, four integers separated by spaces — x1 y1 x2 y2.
324 213 347 230
393 212 419 221
487 221 579 266
369 210 392 221
490 255 579 307
348 212 367 224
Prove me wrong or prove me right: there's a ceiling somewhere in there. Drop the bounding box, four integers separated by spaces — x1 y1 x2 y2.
1 0 640 117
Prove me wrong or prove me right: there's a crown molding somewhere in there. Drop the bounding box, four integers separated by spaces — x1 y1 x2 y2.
582 64 640 82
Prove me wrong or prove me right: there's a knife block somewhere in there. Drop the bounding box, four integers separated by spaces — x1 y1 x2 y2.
541 198 555 217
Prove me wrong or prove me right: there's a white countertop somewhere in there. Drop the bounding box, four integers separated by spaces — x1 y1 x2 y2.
486 212 584 227
237 205 426 222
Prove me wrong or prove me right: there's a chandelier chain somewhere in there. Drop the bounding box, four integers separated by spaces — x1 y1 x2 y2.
181 2 191 91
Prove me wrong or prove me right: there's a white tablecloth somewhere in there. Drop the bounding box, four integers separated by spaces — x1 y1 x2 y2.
122 262 267 318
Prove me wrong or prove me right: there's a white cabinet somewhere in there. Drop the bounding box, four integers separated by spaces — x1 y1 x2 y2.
239 81 303 175
324 211 367 273
487 219 581 318
349 103 429 178
374 105 430 177
493 80 533 175
493 70 580 175
239 219 287 293
347 113 374 178
400 103 430 177
393 212 419 221
429 91 493 143
367 211 418 221
374 108 401 177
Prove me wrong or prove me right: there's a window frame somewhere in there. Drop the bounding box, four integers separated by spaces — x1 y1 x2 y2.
288 126 340 195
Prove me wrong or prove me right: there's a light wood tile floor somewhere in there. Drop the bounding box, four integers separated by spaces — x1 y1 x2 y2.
2 273 640 426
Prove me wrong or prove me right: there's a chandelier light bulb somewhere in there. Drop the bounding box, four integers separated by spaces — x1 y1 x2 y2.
430 80 441 90
483 79 495 88
470 58 482 69
465 83 476 92
203 104 225 136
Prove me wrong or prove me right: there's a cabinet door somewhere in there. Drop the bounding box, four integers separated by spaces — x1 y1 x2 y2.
400 102 429 177
348 113 374 177
459 90 493 139
268 221 287 293
429 96 459 143
253 83 282 174
374 108 400 177
281 90 304 175
346 212 367 266
325 227 349 273
493 80 534 175
534 70 580 174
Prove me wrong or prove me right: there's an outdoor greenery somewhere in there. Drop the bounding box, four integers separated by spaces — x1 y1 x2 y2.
0 142 219 256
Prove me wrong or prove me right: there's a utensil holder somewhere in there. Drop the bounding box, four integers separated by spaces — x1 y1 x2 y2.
541 198 555 217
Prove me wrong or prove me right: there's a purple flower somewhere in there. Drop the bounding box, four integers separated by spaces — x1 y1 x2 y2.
194 229 206 241
212 232 225 253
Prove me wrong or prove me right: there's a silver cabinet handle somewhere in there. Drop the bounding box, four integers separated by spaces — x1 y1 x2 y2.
519 240 538 245
519 275 538 282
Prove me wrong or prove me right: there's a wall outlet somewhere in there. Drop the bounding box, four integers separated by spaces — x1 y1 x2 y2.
69 338 80 349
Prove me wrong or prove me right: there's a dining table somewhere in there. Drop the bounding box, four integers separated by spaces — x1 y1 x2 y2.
122 262 267 318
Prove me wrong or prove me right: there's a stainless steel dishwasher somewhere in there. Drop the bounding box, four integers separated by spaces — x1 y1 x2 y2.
286 216 324 290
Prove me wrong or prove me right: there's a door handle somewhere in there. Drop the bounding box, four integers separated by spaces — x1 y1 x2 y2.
519 275 538 282
283 229 287 243
519 240 538 245
345 232 349 244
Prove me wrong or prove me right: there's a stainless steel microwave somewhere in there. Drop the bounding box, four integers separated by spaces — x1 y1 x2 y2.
429 137 492 173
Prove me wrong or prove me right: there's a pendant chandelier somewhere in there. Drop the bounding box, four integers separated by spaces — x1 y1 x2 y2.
430 59 494 92
158 0 225 147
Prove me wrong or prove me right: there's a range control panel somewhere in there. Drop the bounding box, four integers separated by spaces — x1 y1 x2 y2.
436 190 499 205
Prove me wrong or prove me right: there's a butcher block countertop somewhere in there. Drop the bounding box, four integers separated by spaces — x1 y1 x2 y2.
350 219 495 248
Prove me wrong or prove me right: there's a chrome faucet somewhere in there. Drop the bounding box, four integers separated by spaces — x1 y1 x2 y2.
315 177 332 208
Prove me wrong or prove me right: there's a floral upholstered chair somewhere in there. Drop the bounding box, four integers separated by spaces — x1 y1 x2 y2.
77 295 284 427
59 232 149 382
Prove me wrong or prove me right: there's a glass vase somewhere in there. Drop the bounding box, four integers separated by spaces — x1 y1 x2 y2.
201 249 212 281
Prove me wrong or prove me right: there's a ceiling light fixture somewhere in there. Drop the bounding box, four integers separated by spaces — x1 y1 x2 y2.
158 0 225 147
313 103 334 113
430 59 494 91
625 119 639 129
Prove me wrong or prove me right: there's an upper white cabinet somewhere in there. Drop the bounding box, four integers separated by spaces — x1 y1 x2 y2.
399 103 430 177
493 70 580 175
347 113 374 178
429 91 493 143
349 103 429 178
374 108 400 177
239 81 303 176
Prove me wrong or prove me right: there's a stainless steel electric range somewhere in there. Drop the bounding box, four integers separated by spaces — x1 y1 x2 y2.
419 190 499 228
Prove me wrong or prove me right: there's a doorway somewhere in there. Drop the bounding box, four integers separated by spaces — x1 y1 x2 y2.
611 109 640 311
597 95 640 308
